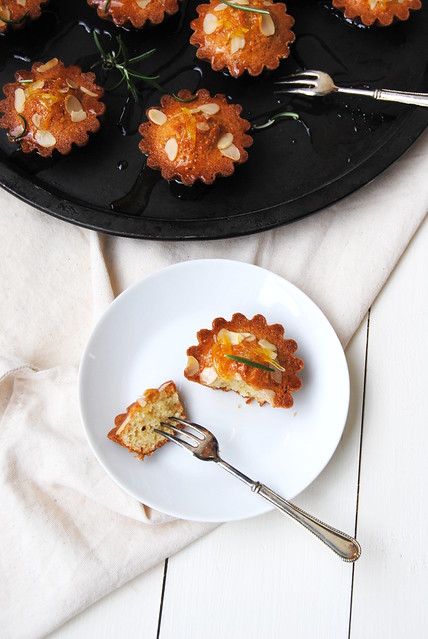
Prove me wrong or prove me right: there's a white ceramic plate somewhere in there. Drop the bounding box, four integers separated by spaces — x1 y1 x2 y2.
78 259 349 522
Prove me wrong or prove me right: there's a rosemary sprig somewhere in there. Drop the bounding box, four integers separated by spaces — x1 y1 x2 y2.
225 354 275 372
8 115 27 141
0 10 28 24
104 0 111 13
220 0 269 15
92 32 162 102
252 111 299 130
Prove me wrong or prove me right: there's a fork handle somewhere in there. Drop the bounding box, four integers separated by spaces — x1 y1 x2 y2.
254 482 360 562
336 86 428 108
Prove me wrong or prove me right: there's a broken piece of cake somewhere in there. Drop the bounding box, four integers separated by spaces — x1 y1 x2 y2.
108 381 186 460
184 313 304 408
0 0 49 34
0 58 105 157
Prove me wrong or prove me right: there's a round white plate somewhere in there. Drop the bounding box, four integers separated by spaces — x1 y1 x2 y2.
78 259 349 522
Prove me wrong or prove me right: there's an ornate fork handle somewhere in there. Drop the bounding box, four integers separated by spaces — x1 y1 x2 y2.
217 459 361 562
336 86 428 108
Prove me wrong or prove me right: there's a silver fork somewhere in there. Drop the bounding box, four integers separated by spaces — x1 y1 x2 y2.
275 69 428 108
155 417 361 562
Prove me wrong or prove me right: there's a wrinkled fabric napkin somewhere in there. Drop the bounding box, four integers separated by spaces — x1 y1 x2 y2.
1 129 427 639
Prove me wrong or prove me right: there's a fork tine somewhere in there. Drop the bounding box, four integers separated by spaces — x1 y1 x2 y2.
159 421 202 445
274 88 315 96
153 428 198 451
169 416 210 438
275 79 315 87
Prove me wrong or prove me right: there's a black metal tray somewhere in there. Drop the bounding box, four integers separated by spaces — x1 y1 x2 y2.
0 0 427 239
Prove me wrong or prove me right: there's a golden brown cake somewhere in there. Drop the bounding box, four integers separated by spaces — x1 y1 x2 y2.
0 58 105 157
108 381 186 460
184 313 304 408
86 0 181 29
190 0 295 78
138 89 253 185
0 0 49 34
332 0 422 26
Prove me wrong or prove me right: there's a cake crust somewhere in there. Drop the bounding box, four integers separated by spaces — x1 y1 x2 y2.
108 381 186 460
184 313 304 408
0 58 105 157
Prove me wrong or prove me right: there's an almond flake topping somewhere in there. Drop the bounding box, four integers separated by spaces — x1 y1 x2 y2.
35 130 56 148
165 137 178 161
14 88 25 113
80 86 98 98
217 132 234 150
203 12 220 34
260 13 275 36
148 108 167 125
37 58 59 73
231 36 245 54
136 0 152 7
220 143 240 161
65 95 87 122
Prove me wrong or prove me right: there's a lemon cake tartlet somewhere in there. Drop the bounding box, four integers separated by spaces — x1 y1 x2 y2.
87 0 181 29
138 89 253 185
190 0 295 78
0 0 49 34
332 0 422 26
108 381 186 460
184 313 304 408
0 58 105 157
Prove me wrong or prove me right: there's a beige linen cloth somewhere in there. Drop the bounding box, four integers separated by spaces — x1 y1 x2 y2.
1 129 428 638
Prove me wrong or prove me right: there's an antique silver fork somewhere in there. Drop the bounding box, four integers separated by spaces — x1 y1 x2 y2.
155 417 361 562
275 70 428 108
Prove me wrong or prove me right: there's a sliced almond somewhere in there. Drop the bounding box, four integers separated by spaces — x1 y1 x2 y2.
241 332 256 341
0 7 11 21
66 78 78 89
220 143 240 161
198 102 220 116
196 121 210 131
185 355 199 376
32 113 42 128
37 58 59 73
217 132 233 150
17 0 27 5
258 338 277 351
217 329 243 345
203 12 220 34
14 88 25 114
214 2 227 9
230 36 245 54
27 79 45 94
148 108 167 125
136 0 151 6
65 95 87 122
200 367 218 385
35 130 56 148
80 86 98 98
58 86 69 94
260 13 275 36
233 0 250 4
164 137 178 162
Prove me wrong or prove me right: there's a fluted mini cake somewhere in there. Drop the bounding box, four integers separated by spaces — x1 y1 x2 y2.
108 381 186 460
139 89 253 185
87 0 181 29
332 0 422 26
0 58 105 157
184 313 304 408
190 0 295 78
0 0 49 34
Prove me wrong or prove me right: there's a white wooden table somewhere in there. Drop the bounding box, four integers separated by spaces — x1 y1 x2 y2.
47 213 428 639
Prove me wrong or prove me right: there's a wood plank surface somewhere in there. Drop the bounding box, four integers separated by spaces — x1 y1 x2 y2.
350 215 428 638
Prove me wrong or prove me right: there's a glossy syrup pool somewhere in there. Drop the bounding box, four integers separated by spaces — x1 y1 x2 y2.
0 0 427 238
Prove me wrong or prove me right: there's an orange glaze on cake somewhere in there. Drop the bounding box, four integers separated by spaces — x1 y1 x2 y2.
0 58 105 157
332 0 422 26
138 89 253 185
87 0 181 28
190 0 295 77
185 313 304 408
0 0 49 34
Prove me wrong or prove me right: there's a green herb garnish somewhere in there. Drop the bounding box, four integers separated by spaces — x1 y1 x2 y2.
252 111 299 130
0 10 28 24
18 79 34 85
225 354 275 372
172 93 199 103
8 114 27 141
220 0 269 15
104 0 112 13
92 32 162 102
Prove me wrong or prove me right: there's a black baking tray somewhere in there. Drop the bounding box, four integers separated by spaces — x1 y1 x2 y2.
0 0 427 239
